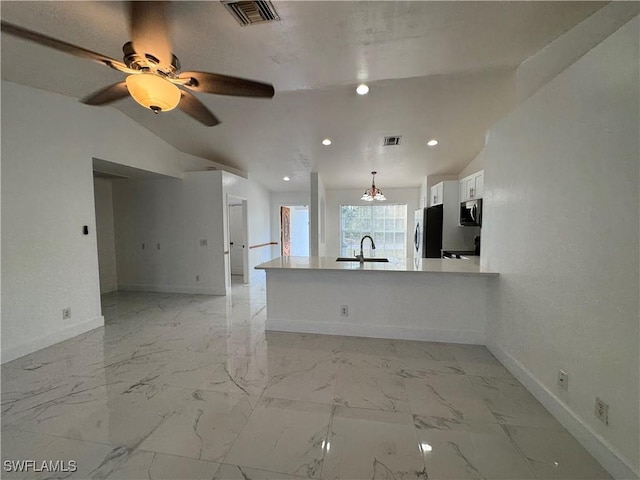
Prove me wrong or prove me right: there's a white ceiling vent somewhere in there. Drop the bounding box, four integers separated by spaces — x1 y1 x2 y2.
222 0 280 26
383 136 402 146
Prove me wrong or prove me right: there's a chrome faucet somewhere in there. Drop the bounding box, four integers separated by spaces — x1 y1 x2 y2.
357 235 376 263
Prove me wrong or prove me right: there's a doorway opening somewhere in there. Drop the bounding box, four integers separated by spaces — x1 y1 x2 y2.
227 195 249 285
280 205 309 256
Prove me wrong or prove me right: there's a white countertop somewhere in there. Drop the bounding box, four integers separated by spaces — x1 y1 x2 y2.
256 256 497 276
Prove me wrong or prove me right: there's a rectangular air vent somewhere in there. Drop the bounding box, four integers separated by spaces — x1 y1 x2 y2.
222 0 280 26
383 136 402 146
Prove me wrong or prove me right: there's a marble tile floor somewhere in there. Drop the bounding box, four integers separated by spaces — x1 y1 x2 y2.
2 274 612 480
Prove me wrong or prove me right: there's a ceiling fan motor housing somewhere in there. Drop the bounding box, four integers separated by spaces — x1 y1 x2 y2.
122 41 180 77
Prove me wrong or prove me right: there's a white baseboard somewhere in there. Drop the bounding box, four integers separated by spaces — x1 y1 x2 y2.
267 318 485 345
117 283 225 296
1 316 104 364
487 342 638 480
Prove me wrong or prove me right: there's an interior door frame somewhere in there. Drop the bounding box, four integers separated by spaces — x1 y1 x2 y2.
226 194 249 285
279 203 310 257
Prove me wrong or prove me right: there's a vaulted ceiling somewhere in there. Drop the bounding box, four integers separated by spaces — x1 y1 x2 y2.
1 1 606 191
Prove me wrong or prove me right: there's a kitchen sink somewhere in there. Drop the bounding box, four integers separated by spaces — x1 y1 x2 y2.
336 257 389 263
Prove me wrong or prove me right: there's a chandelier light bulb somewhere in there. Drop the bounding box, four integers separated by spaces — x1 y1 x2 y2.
360 171 386 202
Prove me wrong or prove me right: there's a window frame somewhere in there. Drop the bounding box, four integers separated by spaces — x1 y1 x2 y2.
339 203 408 258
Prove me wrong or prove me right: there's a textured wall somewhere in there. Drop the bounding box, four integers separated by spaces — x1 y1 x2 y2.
482 17 639 477
93 178 118 293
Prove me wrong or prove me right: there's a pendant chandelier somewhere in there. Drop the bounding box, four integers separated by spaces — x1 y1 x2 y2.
361 171 386 202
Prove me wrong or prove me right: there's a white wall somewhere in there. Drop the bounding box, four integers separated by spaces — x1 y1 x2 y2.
180 151 246 178
2 85 103 363
266 269 491 344
1 80 215 362
418 177 428 209
93 178 118 293
325 187 420 258
309 172 327 257
0 79 228 362
458 149 487 180
426 174 459 195
111 171 273 296
289 206 310 256
516 2 640 103
460 3 639 181
481 17 639 479
223 172 275 272
112 172 225 295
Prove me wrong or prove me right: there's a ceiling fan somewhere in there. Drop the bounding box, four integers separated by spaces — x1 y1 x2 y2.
0 2 275 126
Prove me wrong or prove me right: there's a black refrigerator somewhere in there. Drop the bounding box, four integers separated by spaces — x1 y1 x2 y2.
413 205 443 258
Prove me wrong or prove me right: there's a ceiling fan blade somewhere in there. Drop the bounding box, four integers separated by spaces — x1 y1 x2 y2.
130 1 173 69
178 90 220 127
0 21 128 72
179 71 275 98
81 82 130 106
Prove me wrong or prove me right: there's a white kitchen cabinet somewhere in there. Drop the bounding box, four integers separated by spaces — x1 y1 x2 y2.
430 182 444 206
459 170 484 202
419 177 429 208
474 171 483 198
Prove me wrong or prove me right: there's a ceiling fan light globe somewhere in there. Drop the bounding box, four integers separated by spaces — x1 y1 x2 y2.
126 73 181 112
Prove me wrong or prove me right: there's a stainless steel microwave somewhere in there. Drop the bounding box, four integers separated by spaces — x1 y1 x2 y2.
460 199 482 227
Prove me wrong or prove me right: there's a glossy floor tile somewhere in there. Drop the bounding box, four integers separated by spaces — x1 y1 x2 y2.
322 407 426 479
1 274 611 479
415 416 536 479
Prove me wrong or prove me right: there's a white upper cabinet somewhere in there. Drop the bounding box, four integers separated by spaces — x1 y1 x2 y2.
430 182 444 206
419 177 429 208
474 171 483 198
459 170 484 202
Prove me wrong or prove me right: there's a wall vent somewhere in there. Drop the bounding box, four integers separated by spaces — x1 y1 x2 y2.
222 0 280 26
383 136 402 146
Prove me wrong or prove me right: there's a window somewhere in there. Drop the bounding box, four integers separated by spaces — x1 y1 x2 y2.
340 204 407 258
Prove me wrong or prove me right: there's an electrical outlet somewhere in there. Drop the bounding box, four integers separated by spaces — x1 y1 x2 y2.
142 243 145 249
595 397 609 425
340 305 348 317
558 369 569 391
157 243 161 250
62 308 71 320
196 275 200 282
200 239 208 247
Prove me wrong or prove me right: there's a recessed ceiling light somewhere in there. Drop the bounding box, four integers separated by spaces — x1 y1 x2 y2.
322 138 332 146
356 84 370 95
427 139 439 147
283 176 290 181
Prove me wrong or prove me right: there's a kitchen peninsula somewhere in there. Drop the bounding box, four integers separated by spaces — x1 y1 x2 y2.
256 256 498 344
